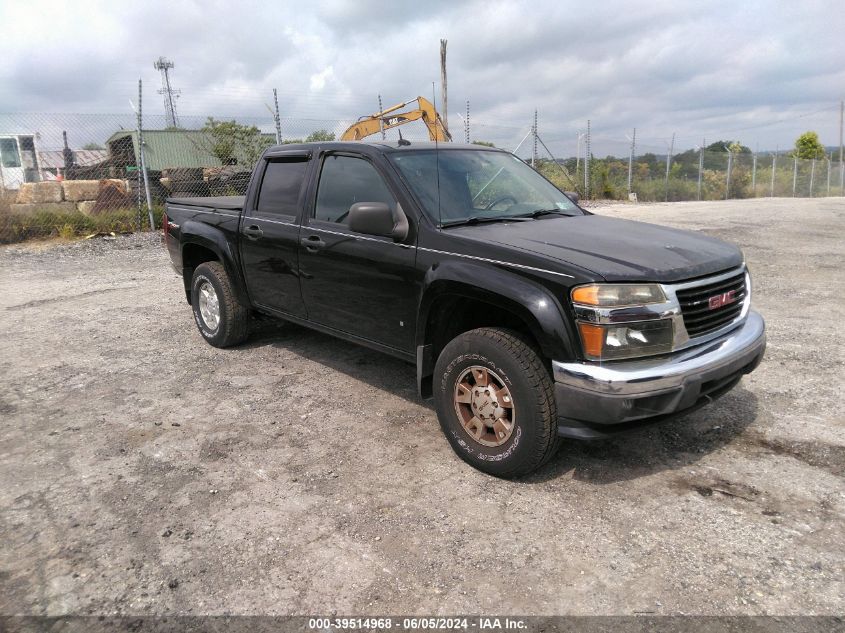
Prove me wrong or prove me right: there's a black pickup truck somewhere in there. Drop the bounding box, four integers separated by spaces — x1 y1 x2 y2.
164 141 765 477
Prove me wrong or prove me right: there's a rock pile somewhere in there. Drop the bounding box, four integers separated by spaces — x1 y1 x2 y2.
11 180 130 216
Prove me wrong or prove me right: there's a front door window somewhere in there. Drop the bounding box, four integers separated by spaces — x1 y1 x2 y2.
314 155 396 225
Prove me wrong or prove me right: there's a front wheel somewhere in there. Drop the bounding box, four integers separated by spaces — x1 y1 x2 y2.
190 261 249 348
433 328 560 478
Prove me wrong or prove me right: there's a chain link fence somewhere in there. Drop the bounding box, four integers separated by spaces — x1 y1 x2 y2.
542 147 845 203
1 110 843 244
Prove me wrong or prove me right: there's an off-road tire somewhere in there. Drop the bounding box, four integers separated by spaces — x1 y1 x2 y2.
433 327 561 478
190 261 249 348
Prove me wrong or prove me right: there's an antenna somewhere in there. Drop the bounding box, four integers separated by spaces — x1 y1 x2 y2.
154 56 181 128
432 81 442 230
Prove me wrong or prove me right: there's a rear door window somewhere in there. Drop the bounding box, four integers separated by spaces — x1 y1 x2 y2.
255 158 309 219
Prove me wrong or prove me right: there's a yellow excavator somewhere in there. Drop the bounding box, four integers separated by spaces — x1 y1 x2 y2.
340 96 452 142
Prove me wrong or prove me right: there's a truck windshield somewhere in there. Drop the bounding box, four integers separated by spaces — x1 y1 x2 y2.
389 149 583 227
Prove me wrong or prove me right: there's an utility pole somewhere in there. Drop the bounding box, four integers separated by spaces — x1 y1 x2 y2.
465 100 470 143
627 128 636 197
273 89 282 144
378 94 386 140
439 39 448 135
809 158 816 197
725 147 733 200
771 149 777 197
839 160 845 196
135 81 142 229
532 109 538 167
752 151 757 196
575 132 581 182
664 133 675 202
154 56 180 128
136 79 153 229
827 152 832 196
836 99 844 195
697 139 705 201
792 156 798 196
585 120 591 199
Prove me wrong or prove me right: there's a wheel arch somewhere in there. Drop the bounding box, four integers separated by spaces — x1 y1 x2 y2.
415 262 578 398
180 221 247 305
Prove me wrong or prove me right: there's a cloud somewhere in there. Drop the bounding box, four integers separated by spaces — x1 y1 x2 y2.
0 0 842 154
310 66 334 91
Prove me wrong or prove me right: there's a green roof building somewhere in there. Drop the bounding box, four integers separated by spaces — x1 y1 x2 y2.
106 129 275 173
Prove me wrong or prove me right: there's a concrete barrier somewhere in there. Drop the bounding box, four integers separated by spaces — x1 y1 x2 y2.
16 182 64 204
62 180 100 202
77 201 97 216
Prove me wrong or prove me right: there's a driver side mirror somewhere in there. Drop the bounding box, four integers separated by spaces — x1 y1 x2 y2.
564 191 580 204
348 202 409 242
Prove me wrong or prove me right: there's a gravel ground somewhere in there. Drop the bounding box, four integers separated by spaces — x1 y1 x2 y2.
0 198 843 616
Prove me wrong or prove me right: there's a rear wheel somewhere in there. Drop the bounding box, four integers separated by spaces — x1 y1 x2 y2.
190 261 249 348
433 327 560 478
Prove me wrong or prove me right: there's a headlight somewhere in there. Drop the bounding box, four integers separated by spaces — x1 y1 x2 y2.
571 284 674 360
571 283 665 307
577 320 674 360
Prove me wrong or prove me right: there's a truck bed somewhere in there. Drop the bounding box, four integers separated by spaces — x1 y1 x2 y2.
166 196 245 210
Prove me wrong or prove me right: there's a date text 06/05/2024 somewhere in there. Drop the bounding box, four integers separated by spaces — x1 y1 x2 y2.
306 616 527 630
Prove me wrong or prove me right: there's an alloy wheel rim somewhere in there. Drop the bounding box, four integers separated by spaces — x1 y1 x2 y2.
453 366 515 447
198 281 220 331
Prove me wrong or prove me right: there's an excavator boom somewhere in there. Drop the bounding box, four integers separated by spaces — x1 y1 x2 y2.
341 96 452 142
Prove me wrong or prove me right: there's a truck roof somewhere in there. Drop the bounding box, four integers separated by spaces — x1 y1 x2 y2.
265 141 506 154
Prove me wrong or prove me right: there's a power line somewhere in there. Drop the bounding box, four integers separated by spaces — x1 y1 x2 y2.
681 104 840 137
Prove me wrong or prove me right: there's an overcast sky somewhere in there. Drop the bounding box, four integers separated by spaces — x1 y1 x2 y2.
1 0 843 155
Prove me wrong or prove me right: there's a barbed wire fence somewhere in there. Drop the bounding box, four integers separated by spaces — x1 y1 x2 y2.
1 89 843 244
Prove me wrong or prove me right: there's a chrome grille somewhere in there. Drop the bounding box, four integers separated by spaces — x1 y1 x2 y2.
676 271 747 338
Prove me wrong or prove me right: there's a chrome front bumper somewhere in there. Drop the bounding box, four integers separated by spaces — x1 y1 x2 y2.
552 310 766 438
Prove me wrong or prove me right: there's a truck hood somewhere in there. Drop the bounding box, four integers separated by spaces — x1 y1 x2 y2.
446 214 744 282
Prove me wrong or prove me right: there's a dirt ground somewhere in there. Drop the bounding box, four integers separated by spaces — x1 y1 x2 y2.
0 197 843 616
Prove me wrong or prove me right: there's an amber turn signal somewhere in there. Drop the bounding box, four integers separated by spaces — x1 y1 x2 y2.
577 322 606 358
571 286 601 306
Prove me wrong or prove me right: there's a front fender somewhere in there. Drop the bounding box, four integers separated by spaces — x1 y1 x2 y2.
416 260 579 394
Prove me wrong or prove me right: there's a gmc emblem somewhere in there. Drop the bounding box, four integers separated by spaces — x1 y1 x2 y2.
708 290 737 310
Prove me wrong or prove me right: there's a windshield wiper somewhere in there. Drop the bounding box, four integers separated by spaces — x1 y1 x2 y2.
518 208 575 219
440 215 532 228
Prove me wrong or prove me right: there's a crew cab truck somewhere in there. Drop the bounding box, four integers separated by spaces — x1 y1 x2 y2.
163 142 766 477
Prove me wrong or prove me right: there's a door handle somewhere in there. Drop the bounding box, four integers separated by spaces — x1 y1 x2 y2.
243 225 263 240
301 235 326 252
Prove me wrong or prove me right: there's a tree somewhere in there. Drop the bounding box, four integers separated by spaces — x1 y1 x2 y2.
201 118 274 167
305 129 335 142
82 142 104 150
793 131 826 160
534 159 578 192
705 140 751 154
471 140 495 147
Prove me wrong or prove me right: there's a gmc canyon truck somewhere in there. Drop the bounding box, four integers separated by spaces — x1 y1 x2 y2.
164 142 766 477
